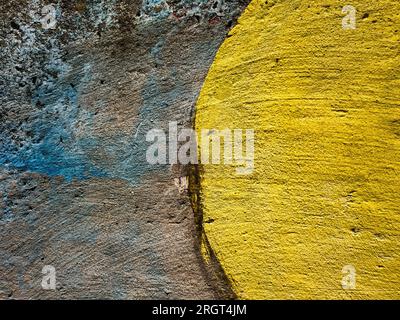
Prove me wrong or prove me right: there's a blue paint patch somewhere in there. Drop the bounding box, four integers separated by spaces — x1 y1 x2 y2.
0 32 219 186
141 0 172 19
0 59 108 182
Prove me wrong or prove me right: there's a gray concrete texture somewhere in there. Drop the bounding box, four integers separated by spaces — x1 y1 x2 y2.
0 0 249 299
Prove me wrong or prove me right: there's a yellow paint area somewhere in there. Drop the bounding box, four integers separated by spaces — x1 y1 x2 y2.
195 0 400 299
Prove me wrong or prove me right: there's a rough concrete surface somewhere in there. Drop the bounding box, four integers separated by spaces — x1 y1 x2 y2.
0 0 250 299
2 0 399 301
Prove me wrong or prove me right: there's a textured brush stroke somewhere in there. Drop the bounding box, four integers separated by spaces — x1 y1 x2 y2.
195 0 400 299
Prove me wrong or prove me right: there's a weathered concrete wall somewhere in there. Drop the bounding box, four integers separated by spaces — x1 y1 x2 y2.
0 0 249 299
196 0 400 299
2 0 399 301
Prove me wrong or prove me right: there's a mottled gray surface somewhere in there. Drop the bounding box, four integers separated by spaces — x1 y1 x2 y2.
0 0 249 299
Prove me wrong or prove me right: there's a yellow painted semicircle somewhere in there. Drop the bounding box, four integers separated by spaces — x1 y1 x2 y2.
195 0 400 299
